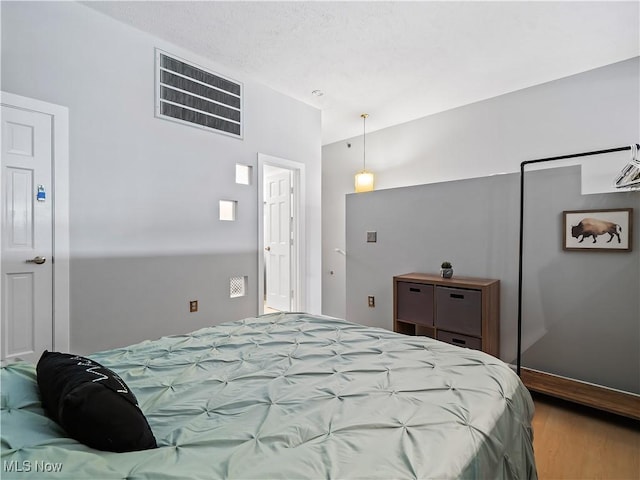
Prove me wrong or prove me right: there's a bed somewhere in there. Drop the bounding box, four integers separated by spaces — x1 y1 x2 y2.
1 312 536 479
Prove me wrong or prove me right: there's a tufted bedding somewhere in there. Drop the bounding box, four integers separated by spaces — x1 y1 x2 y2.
1 312 536 479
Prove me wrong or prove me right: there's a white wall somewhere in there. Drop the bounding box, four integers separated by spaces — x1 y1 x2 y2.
323 57 640 319
1 1 321 353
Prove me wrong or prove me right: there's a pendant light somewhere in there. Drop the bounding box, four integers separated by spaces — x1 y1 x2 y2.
354 113 375 192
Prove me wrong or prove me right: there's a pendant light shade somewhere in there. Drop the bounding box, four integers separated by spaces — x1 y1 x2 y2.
354 113 374 193
355 170 375 192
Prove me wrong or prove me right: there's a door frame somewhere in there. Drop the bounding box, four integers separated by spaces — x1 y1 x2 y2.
257 153 305 314
1 91 70 354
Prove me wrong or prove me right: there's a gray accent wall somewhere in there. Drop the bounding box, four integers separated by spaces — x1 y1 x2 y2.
1 2 322 354
521 167 639 394
346 166 639 393
346 173 521 361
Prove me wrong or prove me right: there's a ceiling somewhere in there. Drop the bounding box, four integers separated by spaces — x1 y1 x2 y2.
85 1 639 145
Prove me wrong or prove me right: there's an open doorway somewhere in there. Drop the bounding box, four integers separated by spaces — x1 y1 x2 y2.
257 154 305 315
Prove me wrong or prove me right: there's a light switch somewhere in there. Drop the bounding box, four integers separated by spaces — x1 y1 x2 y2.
367 231 377 243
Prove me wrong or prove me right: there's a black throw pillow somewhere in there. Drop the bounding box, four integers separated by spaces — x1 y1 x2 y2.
36 351 157 452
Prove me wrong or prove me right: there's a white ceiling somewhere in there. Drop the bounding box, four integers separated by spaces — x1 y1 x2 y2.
85 1 639 145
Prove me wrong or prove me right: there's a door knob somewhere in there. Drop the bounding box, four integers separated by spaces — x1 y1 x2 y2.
26 256 46 265
265 246 271 251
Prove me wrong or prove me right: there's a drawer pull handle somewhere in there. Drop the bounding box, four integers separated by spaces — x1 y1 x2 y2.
451 338 466 345
409 288 421 293
450 293 464 299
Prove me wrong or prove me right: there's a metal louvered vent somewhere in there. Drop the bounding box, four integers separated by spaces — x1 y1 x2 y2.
155 49 242 138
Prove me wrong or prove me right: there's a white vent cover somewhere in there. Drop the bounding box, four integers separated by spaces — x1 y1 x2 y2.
155 49 242 138
230 276 247 298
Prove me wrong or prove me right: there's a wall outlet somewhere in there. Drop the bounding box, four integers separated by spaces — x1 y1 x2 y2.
189 300 198 313
368 295 375 308
367 231 377 243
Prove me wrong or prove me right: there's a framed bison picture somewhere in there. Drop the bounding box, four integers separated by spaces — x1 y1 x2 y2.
563 208 633 252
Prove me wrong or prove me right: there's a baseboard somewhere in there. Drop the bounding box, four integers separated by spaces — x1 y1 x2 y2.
520 367 640 420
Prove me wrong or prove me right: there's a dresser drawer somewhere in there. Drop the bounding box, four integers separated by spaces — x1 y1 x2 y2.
396 282 434 326
435 287 481 336
437 330 482 350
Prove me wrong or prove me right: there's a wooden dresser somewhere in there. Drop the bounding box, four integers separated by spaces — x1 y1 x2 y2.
393 273 500 357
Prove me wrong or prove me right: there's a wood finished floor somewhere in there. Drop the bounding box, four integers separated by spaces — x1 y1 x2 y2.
531 393 639 479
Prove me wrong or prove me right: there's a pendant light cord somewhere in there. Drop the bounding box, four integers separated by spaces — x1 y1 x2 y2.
361 113 368 170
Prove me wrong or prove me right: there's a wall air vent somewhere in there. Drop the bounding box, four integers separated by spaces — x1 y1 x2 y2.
155 49 242 138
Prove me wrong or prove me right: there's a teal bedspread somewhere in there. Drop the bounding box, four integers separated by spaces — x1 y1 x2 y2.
1 313 536 479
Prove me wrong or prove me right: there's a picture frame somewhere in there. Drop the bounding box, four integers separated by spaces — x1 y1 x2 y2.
563 208 633 252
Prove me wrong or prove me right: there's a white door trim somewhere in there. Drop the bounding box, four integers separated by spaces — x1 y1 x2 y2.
258 153 306 314
1 91 70 354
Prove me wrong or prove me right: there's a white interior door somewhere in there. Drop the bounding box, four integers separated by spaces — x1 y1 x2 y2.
264 169 292 311
1 105 53 363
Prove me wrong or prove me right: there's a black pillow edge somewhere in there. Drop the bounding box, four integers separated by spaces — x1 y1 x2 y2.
61 381 157 452
35 350 157 452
